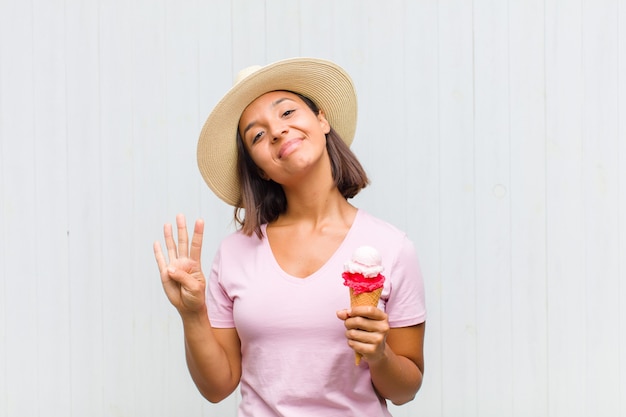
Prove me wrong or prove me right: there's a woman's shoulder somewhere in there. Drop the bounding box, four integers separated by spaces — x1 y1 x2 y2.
355 209 407 239
218 227 265 253
350 210 419 278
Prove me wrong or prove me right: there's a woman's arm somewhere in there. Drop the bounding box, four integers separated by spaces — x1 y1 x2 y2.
180 309 242 402
154 214 242 402
368 322 424 404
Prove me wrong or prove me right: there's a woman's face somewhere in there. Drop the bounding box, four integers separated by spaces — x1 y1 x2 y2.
238 91 331 186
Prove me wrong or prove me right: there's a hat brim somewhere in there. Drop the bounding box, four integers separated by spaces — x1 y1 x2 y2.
197 57 357 207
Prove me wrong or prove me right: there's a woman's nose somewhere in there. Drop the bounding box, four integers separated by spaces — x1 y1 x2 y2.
270 122 288 142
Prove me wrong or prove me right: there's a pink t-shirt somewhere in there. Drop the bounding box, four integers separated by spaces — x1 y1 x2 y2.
207 210 426 417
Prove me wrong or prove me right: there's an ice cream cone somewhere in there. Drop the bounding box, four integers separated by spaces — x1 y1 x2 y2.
350 287 383 365
343 246 386 366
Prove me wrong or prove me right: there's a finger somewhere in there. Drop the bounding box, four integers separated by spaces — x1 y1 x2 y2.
189 219 204 262
345 314 390 334
347 326 385 341
349 305 387 321
153 241 168 274
349 339 381 360
163 223 178 262
154 241 175 288
176 213 189 258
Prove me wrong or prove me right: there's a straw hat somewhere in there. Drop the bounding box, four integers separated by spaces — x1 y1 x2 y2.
197 57 357 206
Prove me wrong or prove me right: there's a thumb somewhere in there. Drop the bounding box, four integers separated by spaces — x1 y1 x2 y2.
168 266 204 294
336 309 352 320
167 266 188 285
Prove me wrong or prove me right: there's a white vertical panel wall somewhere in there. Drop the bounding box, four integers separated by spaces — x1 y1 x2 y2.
0 1 624 416
436 2 478 416
545 2 585 415
509 1 548 416
2 1 38 416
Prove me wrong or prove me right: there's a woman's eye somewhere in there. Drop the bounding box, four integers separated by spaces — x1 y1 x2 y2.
251 131 264 144
282 109 295 117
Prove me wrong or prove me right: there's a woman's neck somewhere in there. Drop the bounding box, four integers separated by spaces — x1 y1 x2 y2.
274 177 355 229
274 150 352 223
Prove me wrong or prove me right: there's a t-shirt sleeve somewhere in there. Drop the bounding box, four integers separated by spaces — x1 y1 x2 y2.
386 236 427 328
206 246 236 328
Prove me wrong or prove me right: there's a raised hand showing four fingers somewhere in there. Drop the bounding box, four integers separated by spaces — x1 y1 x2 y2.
153 214 207 314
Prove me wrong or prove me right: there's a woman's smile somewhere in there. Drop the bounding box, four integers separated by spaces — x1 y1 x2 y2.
278 137 303 159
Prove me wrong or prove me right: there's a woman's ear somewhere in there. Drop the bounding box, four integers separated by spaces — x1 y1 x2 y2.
317 110 331 134
258 168 270 181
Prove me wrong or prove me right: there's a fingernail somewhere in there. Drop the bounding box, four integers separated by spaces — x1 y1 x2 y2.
168 267 176 274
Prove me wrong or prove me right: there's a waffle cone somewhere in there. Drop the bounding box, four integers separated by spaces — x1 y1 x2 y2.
349 287 383 365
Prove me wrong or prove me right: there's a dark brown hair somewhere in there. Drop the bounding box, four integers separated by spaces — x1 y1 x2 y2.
234 92 369 238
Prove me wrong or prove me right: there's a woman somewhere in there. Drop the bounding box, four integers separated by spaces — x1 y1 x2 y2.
153 58 426 417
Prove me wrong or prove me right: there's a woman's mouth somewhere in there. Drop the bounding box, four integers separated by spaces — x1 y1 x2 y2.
278 138 303 159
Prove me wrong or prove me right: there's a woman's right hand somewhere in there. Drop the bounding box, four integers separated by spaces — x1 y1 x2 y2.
154 215 243 402
153 213 207 315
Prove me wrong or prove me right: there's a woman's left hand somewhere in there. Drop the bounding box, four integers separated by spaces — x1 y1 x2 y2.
336 306 390 363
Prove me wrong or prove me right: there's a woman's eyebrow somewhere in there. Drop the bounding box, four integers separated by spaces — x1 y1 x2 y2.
271 97 293 107
242 120 257 137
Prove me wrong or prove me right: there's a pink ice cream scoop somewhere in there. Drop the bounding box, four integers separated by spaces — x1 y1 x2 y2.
342 246 385 295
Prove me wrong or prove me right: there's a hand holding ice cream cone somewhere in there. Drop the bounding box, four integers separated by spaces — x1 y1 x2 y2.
342 246 386 365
